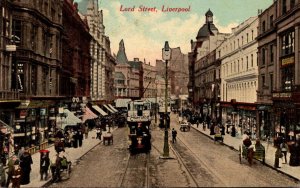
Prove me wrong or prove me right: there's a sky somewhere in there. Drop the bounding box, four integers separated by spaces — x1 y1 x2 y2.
75 0 273 65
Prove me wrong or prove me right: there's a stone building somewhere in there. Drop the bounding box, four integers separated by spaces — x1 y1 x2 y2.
142 61 157 99
257 2 277 140
9 0 64 147
115 39 142 99
82 0 116 104
260 0 300 141
61 0 91 99
217 16 259 135
189 9 229 114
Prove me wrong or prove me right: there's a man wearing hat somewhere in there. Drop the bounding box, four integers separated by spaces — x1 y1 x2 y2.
6 155 18 187
11 160 21 188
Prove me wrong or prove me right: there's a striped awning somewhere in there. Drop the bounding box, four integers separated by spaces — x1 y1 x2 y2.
108 104 118 112
103 104 115 113
92 105 108 116
82 107 98 122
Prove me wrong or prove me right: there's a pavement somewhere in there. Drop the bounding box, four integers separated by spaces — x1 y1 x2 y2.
188 121 300 181
12 127 117 188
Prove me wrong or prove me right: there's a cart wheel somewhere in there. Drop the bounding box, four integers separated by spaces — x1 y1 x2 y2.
239 146 242 164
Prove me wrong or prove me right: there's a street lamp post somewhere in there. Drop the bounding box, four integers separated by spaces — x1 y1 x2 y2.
162 41 171 158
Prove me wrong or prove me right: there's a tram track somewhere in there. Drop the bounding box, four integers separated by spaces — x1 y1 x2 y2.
118 151 150 188
173 135 227 187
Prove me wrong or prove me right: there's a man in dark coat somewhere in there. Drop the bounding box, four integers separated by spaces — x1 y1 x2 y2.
20 148 33 185
40 152 50 180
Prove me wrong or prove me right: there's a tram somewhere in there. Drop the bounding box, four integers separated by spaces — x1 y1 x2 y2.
127 100 152 154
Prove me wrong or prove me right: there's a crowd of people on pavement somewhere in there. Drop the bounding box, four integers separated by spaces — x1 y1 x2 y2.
176 108 300 168
0 147 33 188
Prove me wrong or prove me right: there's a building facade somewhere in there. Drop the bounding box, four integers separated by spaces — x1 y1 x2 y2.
189 9 228 115
142 61 157 99
257 2 277 140
9 0 64 147
61 0 91 98
271 0 300 142
156 47 189 99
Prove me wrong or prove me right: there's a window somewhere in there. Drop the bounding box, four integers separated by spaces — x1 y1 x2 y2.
251 54 253 67
246 33 249 43
270 15 274 27
241 36 243 46
12 19 22 44
281 30 295 56
282 0 287 14
31 65 37 95
246 56 248 70
291 0 295 8
269 73 273 92
262 75 266 87
262 21 266 32
270 44 274 63
282 66 294 91
31 24 37 50
251 30 254 40
262 48 266 65
17 63 24 92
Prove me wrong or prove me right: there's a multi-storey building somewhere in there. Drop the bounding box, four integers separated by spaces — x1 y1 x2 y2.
115 39 142 99
218 16 259 136
142 61 157 99
189 9 228 115
83 0 116 104
265 0 300 142
257 2 277 140
156 47 189 98
195 50 221 120
128 58 143 99
9 0 64 147
0 0 18 125
61 0 91 99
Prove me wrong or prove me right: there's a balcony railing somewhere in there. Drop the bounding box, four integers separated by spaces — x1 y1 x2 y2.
0 89 20 100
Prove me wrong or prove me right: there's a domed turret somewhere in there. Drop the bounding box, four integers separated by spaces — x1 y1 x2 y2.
196 9 218 40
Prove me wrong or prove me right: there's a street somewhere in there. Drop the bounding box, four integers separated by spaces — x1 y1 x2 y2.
49 113 299 187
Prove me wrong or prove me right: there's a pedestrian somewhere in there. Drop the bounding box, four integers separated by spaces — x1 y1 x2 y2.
231 125 236 137
11 160 21 188
84 124 89 139
50 154 61 182
280 139 288 164
40 152 50 181
78 130 83 147
172 128 177 143
220 124 225 136
20 147 33 185
96 128 102 140
6 154 18 187
196 120 199 128
274 145 283 168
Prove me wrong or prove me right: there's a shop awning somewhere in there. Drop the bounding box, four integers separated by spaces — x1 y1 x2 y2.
108 104 118 112
103 104 115 113
56 109 82 130
82 107 98 122
92 105 108 116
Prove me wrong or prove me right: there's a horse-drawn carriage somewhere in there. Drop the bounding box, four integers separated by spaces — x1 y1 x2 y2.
239 139 265 166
